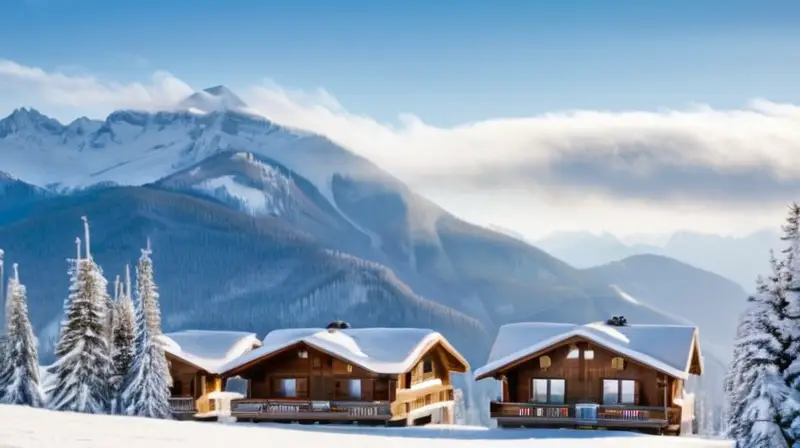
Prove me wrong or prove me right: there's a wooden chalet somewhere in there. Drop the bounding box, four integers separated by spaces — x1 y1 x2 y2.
474 318 703 435
159 330 262 419
218 321 470 426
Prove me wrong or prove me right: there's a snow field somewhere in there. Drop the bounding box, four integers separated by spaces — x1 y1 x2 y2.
0 405 732 448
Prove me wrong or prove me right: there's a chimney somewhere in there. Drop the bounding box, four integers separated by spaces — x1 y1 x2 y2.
326 320 351 332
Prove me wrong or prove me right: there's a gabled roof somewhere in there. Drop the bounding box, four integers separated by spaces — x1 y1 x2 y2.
159 330 262 374
474 322 702 381
219 327 469 375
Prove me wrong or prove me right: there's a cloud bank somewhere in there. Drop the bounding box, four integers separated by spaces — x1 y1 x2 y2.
1 59 798 235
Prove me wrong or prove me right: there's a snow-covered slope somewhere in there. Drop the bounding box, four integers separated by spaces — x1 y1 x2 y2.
0 96 371 212
0 405 731 447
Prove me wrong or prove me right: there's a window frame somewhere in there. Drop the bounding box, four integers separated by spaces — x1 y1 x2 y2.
422 357 434 374
347 379 362 400
530 378 566 404
602 379 637 405
280 378 297 398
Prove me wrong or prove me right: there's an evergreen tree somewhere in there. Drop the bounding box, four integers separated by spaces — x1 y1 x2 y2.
0 249 5 371
726 303 758 440
727 251 800 447
121 245 171 419
0 264 43 407
742 366 792 448
46 218 113 414
110 266 136 413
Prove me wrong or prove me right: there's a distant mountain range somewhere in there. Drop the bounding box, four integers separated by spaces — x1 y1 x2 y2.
535 230 781 291
0 85 743 392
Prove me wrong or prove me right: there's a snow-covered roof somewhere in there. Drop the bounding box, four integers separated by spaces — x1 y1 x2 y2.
474 322 701 381
219 327 469 375
159 330 262 374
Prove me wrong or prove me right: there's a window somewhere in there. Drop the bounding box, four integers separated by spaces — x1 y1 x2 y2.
567 346 580 359
224 376 249 396
603 379 636 405
280 379 297 398
423 357 433 374
531 378 566 404
584 350 595 360
348 379 362 399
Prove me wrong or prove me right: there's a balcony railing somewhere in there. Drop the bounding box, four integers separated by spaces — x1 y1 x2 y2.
169 397 196 414
230 399 392 421
490 402 680 428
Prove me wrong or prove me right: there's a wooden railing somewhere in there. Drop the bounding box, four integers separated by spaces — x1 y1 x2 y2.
230 399 392 420
490 402 681 426
598 405 669 421
491 402 573 418
169 397 196 414
393 384 455 418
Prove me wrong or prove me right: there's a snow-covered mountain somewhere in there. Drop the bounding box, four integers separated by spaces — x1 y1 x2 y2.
177 85 249 113
535 229 781 289
0 88 741 418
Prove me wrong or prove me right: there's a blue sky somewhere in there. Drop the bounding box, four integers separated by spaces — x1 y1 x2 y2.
2 0 800 237
3 0 800 126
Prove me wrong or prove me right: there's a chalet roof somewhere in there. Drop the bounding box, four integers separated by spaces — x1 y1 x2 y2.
219 327 469 375
159 330 262 374
473 322 701 381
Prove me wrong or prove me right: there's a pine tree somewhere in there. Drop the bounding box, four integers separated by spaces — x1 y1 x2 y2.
777 203 800 444
0 264 43 407
726 303 758 439
121 244 171 419
0 249 6 371
742 366 792 448
731 273 790 447
110 266 136 413
46 218 113 414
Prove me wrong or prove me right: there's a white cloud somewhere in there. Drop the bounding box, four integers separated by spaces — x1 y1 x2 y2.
1 59 798 237
0 59 193 114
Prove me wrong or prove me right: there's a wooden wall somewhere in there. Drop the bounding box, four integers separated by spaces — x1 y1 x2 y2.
504 336 678 407
231 341 456 402
167 354 207 398
397 343 452 389
235 344 393 401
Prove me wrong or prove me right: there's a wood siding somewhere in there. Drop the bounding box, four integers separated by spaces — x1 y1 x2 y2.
502 336 679 408
235 344 392 401
228 339 460 423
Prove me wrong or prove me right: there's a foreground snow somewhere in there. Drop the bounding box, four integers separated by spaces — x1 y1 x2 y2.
0 405 731 447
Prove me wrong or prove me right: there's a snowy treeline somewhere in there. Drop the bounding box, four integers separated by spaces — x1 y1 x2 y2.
0 217 172 420
725 204 800 447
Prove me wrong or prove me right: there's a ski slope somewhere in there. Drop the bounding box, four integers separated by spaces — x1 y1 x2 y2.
0 405 732 448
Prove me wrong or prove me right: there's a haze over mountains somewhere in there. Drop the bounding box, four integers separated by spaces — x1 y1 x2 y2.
534 229 781 290
0 86 745 411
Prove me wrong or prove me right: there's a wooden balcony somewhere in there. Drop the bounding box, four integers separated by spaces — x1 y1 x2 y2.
490 402 681 433
230 399 392 423
169 397 197 416
393 384 455 420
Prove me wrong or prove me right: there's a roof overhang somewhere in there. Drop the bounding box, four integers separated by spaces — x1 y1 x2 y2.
221 332 469 377
474 328 692 381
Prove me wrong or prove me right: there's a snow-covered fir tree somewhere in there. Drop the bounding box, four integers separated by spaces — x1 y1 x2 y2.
110 266 136 414
0 249 6 369
726 303 758 440
726 247 800 447
779 203 800 443
46 218 114 414
121 244 171 419
0 264 43 407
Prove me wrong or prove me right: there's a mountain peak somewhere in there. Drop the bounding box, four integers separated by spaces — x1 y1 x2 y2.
0 107 63 136
177 85 248 113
